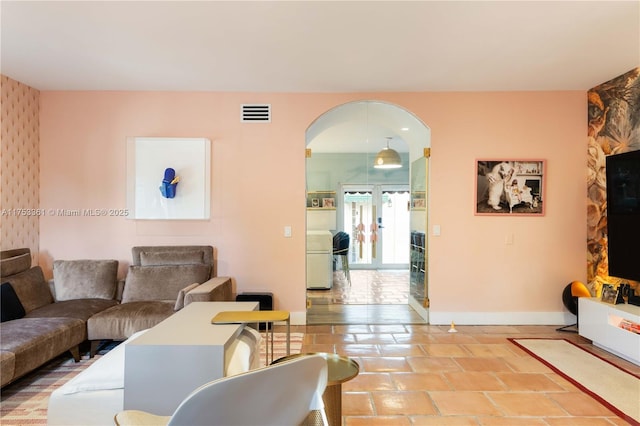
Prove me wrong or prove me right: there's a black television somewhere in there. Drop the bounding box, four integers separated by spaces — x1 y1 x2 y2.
605 149 640 282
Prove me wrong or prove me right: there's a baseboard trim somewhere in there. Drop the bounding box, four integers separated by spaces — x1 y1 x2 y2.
291 311 307 325
297 310 575 326
429 311 574 326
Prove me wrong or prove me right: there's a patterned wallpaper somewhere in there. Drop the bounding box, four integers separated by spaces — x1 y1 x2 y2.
586 67 640 295
0 75 40 264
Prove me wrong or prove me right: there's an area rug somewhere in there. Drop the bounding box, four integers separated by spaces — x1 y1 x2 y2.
1 332 303 426
510 338 640 425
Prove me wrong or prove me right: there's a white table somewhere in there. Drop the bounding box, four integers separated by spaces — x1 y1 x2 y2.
124 301 258 415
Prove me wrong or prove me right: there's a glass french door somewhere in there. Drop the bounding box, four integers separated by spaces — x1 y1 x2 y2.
341 184 410 269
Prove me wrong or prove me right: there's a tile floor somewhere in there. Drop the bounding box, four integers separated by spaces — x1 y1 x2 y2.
303 269 638 424
289 323 639 426
307 269 411 305
306 269 426 324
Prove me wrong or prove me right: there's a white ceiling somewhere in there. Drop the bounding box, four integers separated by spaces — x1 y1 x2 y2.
2 1 638 153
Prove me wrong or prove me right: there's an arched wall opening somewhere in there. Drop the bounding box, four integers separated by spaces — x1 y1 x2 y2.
304 100 431 323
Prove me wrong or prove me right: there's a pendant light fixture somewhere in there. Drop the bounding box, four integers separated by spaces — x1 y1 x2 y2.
373 137 402 169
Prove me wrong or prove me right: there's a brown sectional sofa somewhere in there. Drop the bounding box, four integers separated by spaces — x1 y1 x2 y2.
0 245 233 387
0 249 119 387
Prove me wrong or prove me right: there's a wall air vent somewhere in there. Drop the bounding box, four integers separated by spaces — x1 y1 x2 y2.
241 104 271 122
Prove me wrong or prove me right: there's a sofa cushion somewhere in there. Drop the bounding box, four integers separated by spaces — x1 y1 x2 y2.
3 266 53 313
139 250 204 266
87 301 175 341
24 298 119 322
131 245 214 267
121 264 210 303
53 260 118 301
0 351 16 387
1 282 26 322
0 249 31 276
0 317 86 380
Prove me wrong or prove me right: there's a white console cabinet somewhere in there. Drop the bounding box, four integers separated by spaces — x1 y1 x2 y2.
578 297 640 366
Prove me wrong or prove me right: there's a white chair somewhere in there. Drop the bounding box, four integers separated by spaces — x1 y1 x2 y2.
113 354 329 426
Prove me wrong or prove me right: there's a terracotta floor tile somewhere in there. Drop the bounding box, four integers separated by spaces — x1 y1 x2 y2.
422 344 470 357
393 333 439 344
335 344 381 357
429 334 481 344
313 333 356 344
544 417 630 426
496 372 565 391
474 325 523 334
477 417 548 425
454 357 513 372
345 373 395 391
549 392 619 416
502 354 554 373
410 416 481 426
462 343 521 358
443 371 506 391
391 372 451 391
303 324 333 334
342 391 375 416
472 334 522 344
345 416 412 426
299 343 335 353
404 324 447 334
354 333 396 344
545 373 582 391
379 344 425 357
369 324 408 333
429 391 502 416
406 356 462 373
334 324 372 334
488 392 568 416
371 390 437 416
359 356 412 373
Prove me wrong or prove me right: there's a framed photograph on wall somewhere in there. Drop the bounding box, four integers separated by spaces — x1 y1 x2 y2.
322 198 335 208
412 198 426 209
475 159 545 216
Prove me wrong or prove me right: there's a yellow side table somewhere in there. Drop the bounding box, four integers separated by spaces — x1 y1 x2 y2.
211 310 290 365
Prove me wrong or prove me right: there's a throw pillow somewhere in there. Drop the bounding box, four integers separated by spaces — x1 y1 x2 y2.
122 264 211 303
1 282 26 322
53 260 118 301
174 283 201 311
139 250 204 266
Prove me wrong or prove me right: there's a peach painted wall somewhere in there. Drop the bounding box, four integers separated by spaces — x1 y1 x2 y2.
38 91 586 324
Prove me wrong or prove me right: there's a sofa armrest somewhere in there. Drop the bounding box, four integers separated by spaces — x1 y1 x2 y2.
184 276 232 305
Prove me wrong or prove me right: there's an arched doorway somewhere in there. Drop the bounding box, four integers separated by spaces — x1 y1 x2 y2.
305 100 431 324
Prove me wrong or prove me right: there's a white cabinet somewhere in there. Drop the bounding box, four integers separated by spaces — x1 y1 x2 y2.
578 298 640 366
307 210 337 231
306 231 333 289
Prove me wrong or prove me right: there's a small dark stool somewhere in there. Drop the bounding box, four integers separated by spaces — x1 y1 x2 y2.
236 292 273 330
